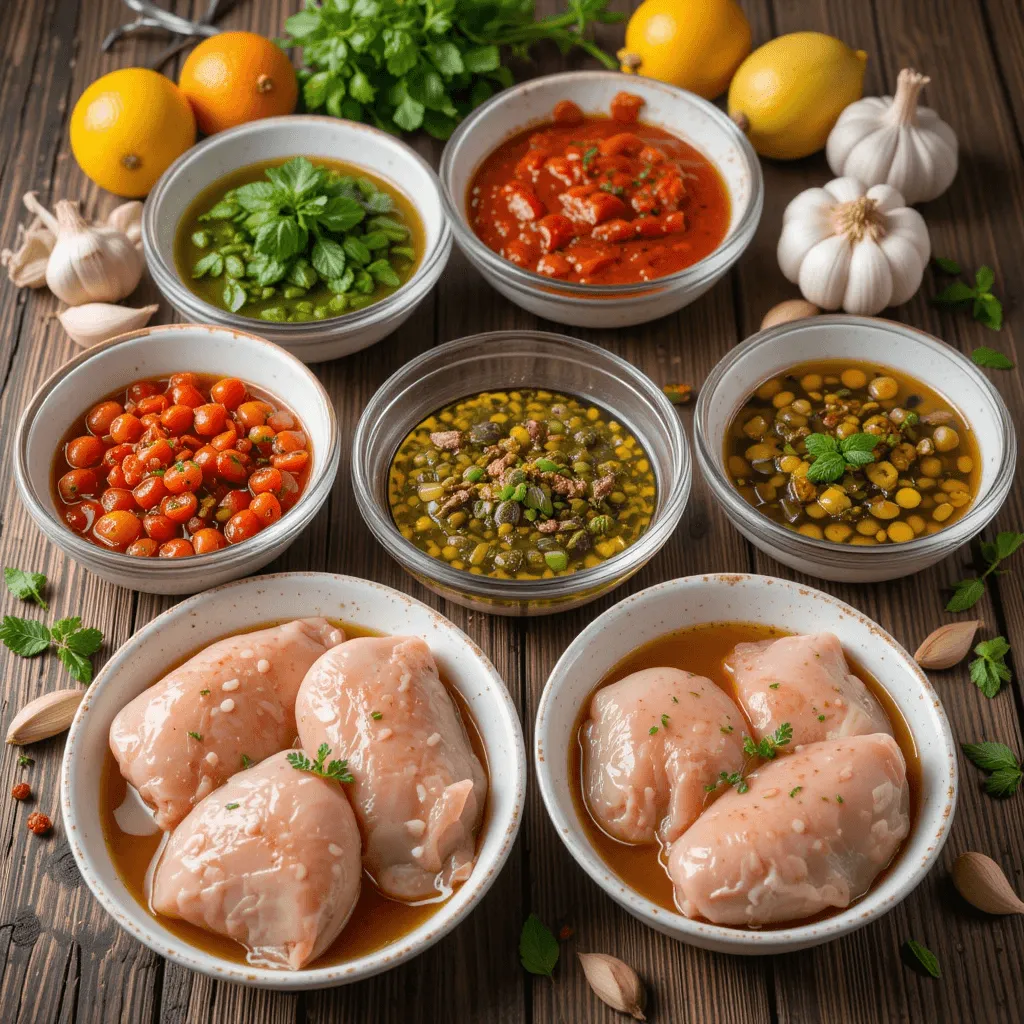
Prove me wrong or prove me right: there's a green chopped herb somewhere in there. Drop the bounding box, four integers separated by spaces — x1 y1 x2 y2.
287 742 354 783
371 710 384 720
648 725 658 736
225 802 239 810
789 786 802 798
903 939 941 978
187 731 202 741
17 754 34 768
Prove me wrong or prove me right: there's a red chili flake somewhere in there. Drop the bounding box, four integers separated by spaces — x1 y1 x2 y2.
11 783 30 801
26 812 51 835
558 925 574 941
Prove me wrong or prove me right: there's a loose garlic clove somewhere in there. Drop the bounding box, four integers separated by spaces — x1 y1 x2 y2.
914 620 982 670
58 302 160 348
6 689 85 745
953 852 1024 915
578 953 647 1020
760 299 820 330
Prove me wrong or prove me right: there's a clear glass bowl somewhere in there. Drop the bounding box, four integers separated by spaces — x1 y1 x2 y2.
352 331 691 615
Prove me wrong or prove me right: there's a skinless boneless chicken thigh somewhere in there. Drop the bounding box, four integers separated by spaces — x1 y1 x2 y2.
296 636 486 901
724 632 892 746
151 750 363 970
110 619 346 830
669 733 910 926
583 668 747 845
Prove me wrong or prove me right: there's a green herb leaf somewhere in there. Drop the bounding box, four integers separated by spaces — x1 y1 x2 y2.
519 913 559 978
971 346 1014 370
287 742 354 783
4 568 48 609
312 238 348 279
933 256 962 274
192 252 224 279
241 754 252 769
930 263 1004 330
222 280 247 313
904 939 940 978
932 281 976 306
463 45 500 73
962 741 1022 797
0 616 50 657
805 451 845 483
947 577 986 612
995 531 1024 560
17 754 34 767
319 196 365 233
187 731 203 741
970 637 1011 698
789 786 802 798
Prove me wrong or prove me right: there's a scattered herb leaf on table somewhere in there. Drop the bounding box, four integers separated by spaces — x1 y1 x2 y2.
962 741 1023 797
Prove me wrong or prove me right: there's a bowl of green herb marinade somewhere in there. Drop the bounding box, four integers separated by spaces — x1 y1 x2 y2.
143 116 452 364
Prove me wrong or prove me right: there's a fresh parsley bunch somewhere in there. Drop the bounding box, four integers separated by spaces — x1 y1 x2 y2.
282 0 624 139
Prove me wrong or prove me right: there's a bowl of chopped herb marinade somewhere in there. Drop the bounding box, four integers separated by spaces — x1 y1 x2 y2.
142 116 451 363
352 331 692 616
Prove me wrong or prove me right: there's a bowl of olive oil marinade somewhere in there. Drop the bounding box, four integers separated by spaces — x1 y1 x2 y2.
142 116 452 363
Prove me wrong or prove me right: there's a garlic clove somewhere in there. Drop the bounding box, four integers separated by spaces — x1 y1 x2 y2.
0 217 55 288
105 201 144 250
578 953 647 1020
58 302 160 348
914 620 982 670
953 852 1024 915
760 299 820 330
6 688 85 745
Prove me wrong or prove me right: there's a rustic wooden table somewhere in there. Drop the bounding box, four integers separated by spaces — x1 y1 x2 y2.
2 1 1023 1021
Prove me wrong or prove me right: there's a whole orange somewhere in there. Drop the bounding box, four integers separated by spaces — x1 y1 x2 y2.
70 69 196 197
179 32 298 135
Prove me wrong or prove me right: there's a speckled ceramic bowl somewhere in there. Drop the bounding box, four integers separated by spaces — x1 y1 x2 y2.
535 574 957 954
62 572 526 989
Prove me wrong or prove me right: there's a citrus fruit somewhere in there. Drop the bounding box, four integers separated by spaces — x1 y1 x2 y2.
618 0 751 101
179 32 298 136
70 69 196 198
728 32 868 160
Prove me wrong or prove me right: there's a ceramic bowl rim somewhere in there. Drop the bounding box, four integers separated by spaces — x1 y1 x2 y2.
60 570 528 989
438 69 764 301
13 324 340 579
693 315 1017 565
534 572 958 952
142 114 452 343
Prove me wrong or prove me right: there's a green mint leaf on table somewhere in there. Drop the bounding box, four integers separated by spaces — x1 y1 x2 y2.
930 263 1004 330
933 256 962 274
947 577 987 612
904 939 941 978
4 568 48 609
971 346 1014 370
975 265 995 292
17 754 34 767
962 741 1022 797
947 531 1024 611
970 637 1012 698
519 913 559 978
0 616 51 657
932 280 976 306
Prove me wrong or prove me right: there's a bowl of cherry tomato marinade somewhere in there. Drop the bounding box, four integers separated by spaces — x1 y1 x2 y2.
14 324 340 595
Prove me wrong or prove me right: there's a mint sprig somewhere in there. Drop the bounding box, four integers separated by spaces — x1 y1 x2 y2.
4 567 48 609
970 637 1012 698
931 263 1003 330
804 432 878 483
947 531 1024 611
962 741 1023 797
0 614 103 684
971 346 1014 370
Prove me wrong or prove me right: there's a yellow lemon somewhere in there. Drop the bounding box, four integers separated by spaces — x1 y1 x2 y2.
728 32 868 160
70 69 196 197
618 0 751 101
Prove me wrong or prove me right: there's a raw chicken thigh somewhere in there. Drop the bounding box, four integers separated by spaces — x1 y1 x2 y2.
725 632 891 747
583 668 746 846
296 636 486 901
669 733 909 926
151 750 362 970
111 619 346 829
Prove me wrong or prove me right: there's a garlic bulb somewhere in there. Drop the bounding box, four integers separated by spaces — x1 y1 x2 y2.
58 302 159 348
23 193 143 305
826 69 958 204
777 177 930 315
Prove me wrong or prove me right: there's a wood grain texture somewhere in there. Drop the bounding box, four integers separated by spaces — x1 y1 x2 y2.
0 0 1021 1022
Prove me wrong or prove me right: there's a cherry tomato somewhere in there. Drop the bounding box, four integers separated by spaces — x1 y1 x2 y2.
267 410 295 432
142 513 178 542
65 435 106 468
236 437 253 454
136 394 169 416
192 528 228 554
271 451 310 474
216 449 250 485
161 492 198 523
138 438 174 469
192 403 227 437
109 413 144 444
161 404 194 433
248 467 282 495
159 538 195 558
235 401 273 431
272 430 307 454
86 400 124 435
120 453 146 488
215 489 250 523
126 538 159 558
193 445 219 482
277 471 300 511
164 460 203 494
58 469 99 502
224 509 262 544
100 487 136 512
169 372 200 388
211 378 246 410
103 443 134 470
248 425 276 451
179 434 204 451
126 381 160 403
93 510 143 549
132 477 167 510
210 427 239 451
250 492 282 526
171 383 205 409
64 499 103 533
106 464 128 489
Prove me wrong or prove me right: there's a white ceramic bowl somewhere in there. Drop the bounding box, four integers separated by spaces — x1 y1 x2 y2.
14 324 339 595
143 116 452 363
694 316 1016 582
439 70 763 328
61 571 526 989
535 574 957 955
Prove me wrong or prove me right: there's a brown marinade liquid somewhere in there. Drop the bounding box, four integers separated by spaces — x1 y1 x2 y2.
568 622 921 928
